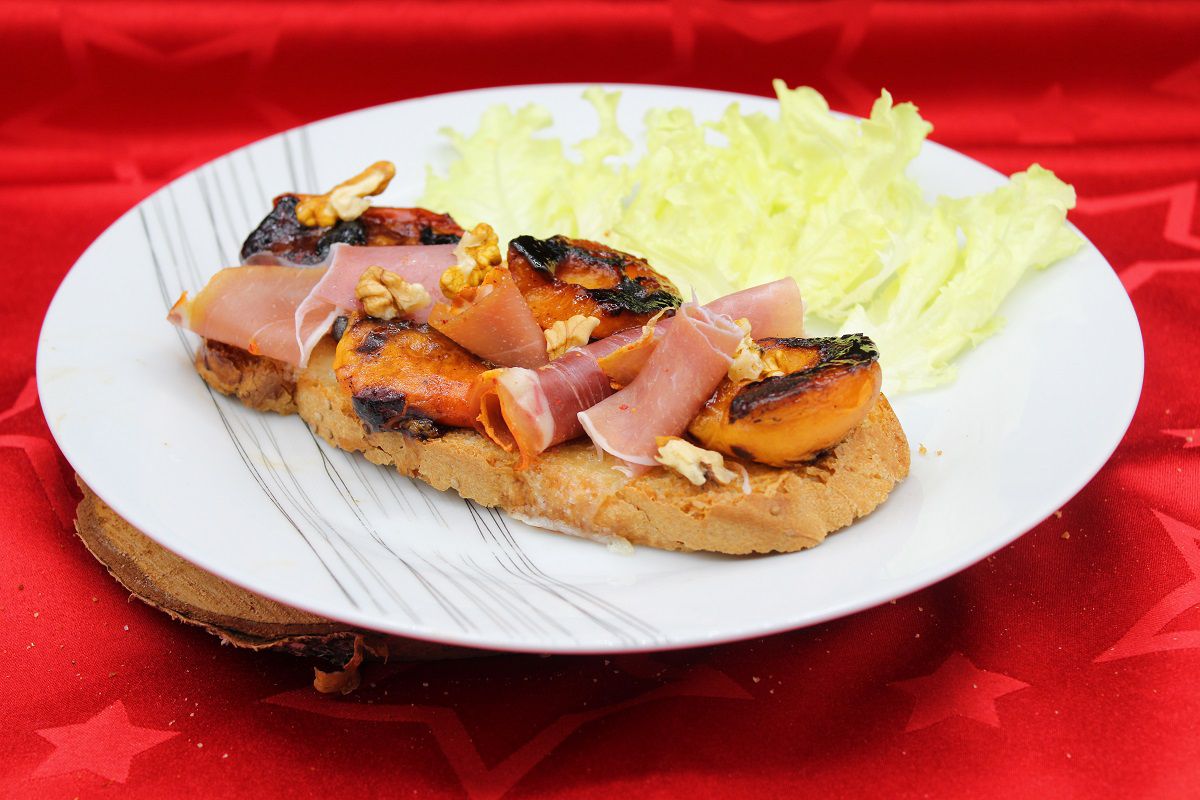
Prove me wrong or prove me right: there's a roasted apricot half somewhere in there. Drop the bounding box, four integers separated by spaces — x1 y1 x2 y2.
333 312 489 437
687 334 882 466
507 235 682 338
240 195 464 265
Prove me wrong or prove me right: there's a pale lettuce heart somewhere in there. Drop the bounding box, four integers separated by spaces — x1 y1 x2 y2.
419 82 1081 392
841 165 1082 391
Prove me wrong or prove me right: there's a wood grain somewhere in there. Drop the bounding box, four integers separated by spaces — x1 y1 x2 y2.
73 478 479 691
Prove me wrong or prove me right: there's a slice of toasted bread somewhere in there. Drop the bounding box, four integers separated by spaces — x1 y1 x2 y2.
195 340 298 414
197 338 909 554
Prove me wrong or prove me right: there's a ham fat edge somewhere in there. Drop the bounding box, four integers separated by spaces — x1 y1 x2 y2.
428 268 549 369
169 244 456 367
170 248 808 471
577 303 745 468
470 278 804 465
470 328 641 466
168 265 325 364
294 244 456 365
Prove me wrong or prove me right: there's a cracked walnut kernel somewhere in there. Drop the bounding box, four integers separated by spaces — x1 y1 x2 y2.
356 266 431 320
545 315 601 359
295 160 396 227
440 222 503 298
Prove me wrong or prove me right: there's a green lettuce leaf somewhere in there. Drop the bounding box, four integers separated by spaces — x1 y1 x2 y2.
418 82 1081 392
841 165 1082 390
420 88 631 248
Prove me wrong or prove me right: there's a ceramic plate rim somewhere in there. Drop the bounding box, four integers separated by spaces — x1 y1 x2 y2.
37 82 1144 654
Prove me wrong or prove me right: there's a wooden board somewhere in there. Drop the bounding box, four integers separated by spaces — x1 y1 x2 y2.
74 478 480 692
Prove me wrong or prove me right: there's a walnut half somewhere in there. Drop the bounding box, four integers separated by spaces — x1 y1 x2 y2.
295 161 396 227
654 437 740 486
544 314 601 360
727 318 787 382
355 266 431 320
440 222 503 298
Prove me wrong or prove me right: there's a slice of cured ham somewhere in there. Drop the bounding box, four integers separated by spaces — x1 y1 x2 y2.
293 243 455 364
704 278 805 338
168 266 324 364
429 269 548 369
470 328 641 466
318 244 456 321
471 278 805 463
171 245 458 367
471 327 645 465
577 304 745 467
593 278 804 387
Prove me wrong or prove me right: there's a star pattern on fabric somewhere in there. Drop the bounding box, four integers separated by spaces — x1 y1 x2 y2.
264 657 750 800
32 701 178 784
0 376 37 427
1077 181 1200 252
1163 429 1199 449
1075 181 1200 293
1117 258 1200 293
1014 83 1095 145
1096 511 1200 663
889 652 1030 732
0 377 76 530
667 0 875 106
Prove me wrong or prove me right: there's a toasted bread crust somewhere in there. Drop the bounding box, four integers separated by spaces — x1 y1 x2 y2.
200 339 909 554
196 339 298 414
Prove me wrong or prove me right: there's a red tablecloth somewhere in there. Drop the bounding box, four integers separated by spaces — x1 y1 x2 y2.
4 2 1199 797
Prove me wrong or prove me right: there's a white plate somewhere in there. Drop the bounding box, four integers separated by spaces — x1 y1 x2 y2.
37 84 1143 653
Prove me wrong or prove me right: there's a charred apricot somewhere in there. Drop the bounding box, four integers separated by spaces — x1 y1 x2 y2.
507 235 681 338
687 334 882 466
333 313 489 436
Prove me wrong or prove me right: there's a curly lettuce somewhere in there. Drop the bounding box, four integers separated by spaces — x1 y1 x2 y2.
420 87 630 247
419 81 1081 391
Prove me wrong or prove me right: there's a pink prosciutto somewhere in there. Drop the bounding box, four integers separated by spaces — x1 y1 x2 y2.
168 266 324 364
470 278 805 463
594 278 804 383
471 328 642 466
704 278 805 338
293 243 456 364
429 269 548 369
321 244 455 323
577 304 745 467
171 244 456 366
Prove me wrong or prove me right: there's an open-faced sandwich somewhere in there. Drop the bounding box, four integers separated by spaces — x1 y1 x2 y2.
169 161 909 554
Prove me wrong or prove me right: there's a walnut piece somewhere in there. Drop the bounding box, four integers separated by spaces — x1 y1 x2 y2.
355 266 431 320
544 315 601 360
727 318 786 382
654 437 739 486
295 161 396 227
440 222 503 298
